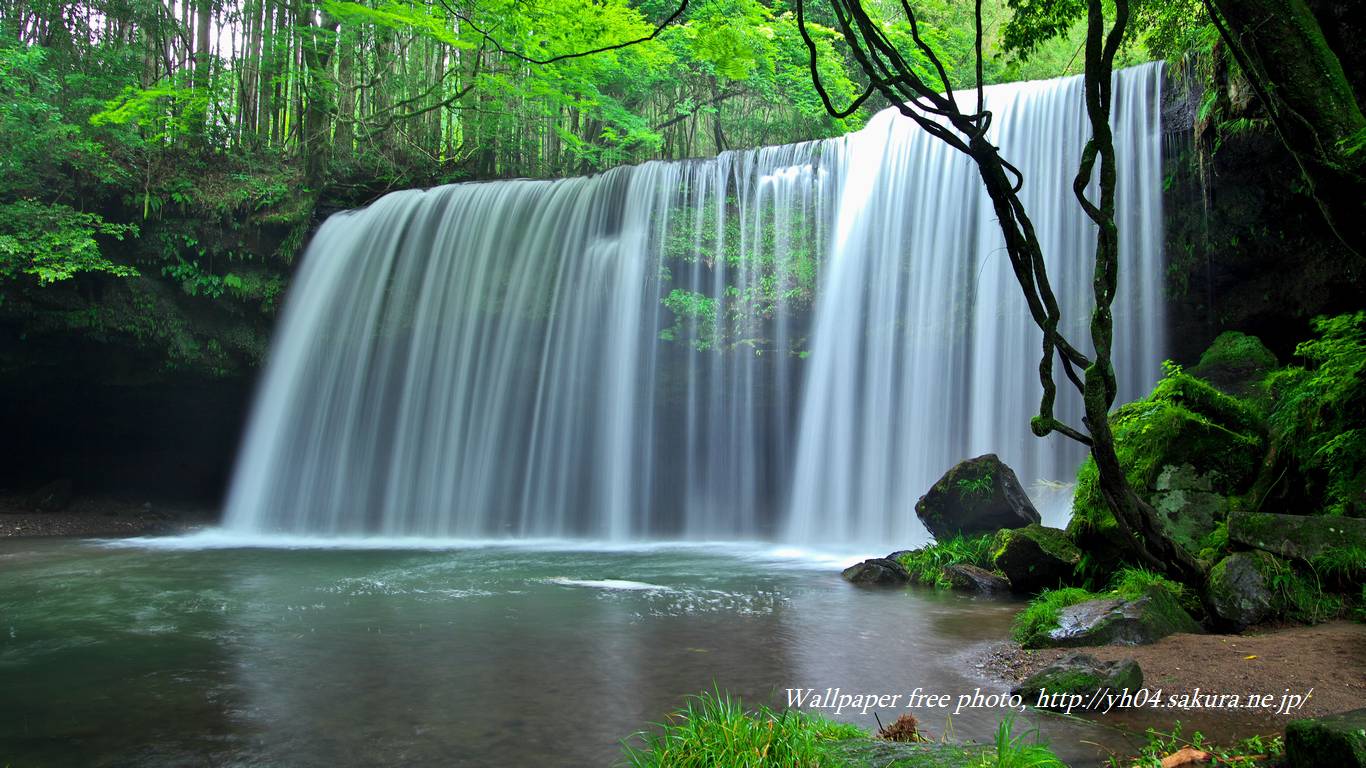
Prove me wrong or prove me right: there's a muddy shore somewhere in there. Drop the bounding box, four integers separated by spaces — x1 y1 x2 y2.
976 621 1366 720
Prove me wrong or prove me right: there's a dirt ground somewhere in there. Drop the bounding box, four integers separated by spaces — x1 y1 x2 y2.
978 621 1366 720
0 494 213 538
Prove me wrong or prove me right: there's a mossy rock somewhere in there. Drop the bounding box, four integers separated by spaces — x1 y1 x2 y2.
993 524 1081 594
1149 464 1231 559
941 563 1011 594
1034 586 1202 648
1190 331 1277 400
842 558 910 586
1229 511 1366 562
1207 551 1282 630
914 454 1040 540
1011 652 1143 708
1284 708 1366 768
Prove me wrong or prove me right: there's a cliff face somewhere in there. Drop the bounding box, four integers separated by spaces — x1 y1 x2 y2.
1161 57 1363 367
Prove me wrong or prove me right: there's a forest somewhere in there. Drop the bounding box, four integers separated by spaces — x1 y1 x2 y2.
1 0 1363 765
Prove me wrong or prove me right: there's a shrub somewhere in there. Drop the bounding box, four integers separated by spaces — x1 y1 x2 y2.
1266 312 1366 517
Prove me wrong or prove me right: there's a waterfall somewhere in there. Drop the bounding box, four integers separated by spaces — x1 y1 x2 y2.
223 63 1167 548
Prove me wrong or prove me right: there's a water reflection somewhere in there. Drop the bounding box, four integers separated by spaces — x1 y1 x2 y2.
0 540 1275 767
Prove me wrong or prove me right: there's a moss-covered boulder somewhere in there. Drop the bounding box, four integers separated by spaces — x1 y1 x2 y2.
1208 551 1282 629
942 563 1011 594
1284 708 1366 768
1229 511 1366 562
1189 331 1277 400
914 454 1040 540
842 558 909 586
1068 371 1267 572
993 524 1081 594
1035 586 1202 648
1011 652 1143 707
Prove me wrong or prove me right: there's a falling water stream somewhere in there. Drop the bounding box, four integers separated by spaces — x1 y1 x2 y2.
224 64 1167 548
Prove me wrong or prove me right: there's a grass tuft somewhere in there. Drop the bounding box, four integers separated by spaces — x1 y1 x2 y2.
1011 587 1095 647
895 534 1001 589
621 688 864 767
974 714 1065 768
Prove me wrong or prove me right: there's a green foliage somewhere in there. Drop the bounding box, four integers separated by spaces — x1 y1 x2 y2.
1108 567 1182 602
956 470 995 500
1003 0 1210 64
620 688 864 767
1108 567 1200 616
974 713 1064 768
1110 721 1282 768
661 289 720 351
1011 587 1095 646
1310 545 1366 583
658 198 820 355
0 200 137 284
1266 313 1366 517
1265 559 1344 625
895 534 1000 589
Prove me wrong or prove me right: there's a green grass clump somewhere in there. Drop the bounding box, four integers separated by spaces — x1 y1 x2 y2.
974 714 1065 768
1266 561 1344 624
1309 545 1366 582
1108 567 1201 615
1011 587 1096 646
895 534 1000 589
621 689 864 768
1110 721 1282 767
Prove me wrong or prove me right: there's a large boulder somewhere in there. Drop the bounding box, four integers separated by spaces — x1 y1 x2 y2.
1067 373 1266 575
914 455 1039 540
942 564 1010 594
1284 708 1366 768
1229 511 1366 562
842 558 909 586
1011 652 1143 708
993 524 1081 594
1207 551 1281 630
1149 464 1228 556
1032 587 1201 648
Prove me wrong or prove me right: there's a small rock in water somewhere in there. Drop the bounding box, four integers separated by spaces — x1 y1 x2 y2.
942 564 1010 594
841 558 909 586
